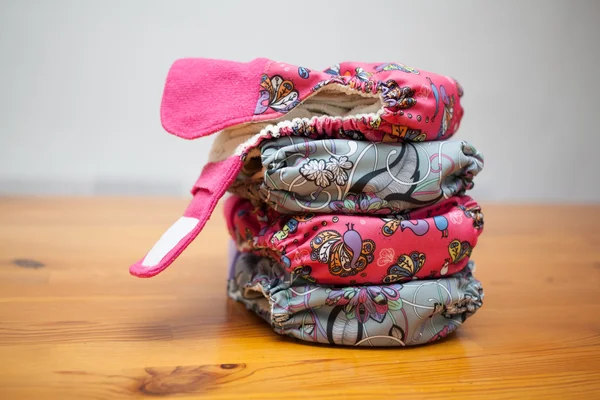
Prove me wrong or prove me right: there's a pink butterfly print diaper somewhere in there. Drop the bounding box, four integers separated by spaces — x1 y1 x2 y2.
225 195 483 286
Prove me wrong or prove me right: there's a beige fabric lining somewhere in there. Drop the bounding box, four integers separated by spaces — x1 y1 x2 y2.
208 86 383 163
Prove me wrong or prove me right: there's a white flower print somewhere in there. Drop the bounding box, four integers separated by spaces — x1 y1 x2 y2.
449 209 463 224
300 159 334 188
325 156 353 186
377 248 396 267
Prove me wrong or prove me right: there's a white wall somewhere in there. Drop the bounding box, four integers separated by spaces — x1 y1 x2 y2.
1 0 599 202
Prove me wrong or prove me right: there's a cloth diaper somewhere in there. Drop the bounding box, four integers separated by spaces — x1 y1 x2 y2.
229 136 483 214
162 59 464 143
225 195 483 286
130 58 466 278
228 251 483 347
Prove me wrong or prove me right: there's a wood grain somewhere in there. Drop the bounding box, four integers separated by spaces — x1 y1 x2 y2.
0 197 599 399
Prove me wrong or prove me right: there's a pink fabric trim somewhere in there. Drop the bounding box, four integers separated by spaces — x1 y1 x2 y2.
129 156 243 277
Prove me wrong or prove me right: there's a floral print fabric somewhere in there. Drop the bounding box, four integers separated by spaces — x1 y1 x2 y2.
225 194 483 286
229 137 483 214
251 61 465 142
228 251 483 347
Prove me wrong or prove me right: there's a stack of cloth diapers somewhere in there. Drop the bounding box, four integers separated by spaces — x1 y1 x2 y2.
129 58 485 347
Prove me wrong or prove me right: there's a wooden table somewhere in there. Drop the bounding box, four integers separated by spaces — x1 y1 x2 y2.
1 198 599 399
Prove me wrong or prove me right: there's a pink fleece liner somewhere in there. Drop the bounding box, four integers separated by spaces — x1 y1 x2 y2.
129 156 242 277
160 58 278 139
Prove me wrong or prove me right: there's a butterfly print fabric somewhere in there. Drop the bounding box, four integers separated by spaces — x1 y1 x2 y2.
225 195 483 286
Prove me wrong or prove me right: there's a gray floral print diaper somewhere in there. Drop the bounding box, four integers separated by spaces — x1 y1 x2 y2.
229 137 483 214
228 251 484 347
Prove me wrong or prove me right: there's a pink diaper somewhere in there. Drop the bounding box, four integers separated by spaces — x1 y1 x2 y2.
161 58 464 142
225 195 483 286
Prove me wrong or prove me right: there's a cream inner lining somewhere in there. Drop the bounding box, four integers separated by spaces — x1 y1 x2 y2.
208 86 383 163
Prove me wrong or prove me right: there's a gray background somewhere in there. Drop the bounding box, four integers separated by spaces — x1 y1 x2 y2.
1 0 599 202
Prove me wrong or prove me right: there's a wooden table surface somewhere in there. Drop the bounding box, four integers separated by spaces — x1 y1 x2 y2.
1 198 599 399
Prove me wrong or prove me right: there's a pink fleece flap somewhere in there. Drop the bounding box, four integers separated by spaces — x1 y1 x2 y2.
129 156 242 277
161 57 270 139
